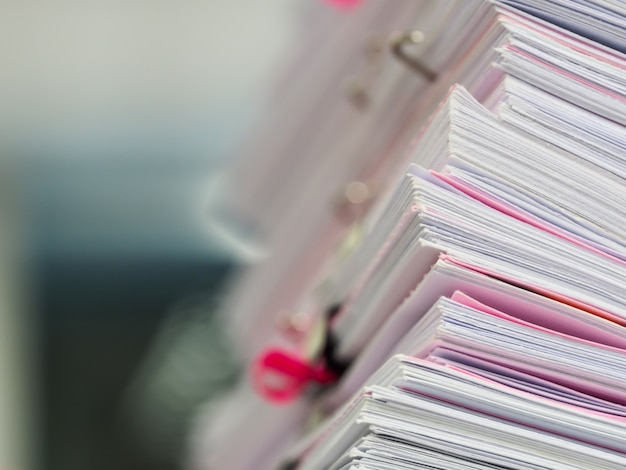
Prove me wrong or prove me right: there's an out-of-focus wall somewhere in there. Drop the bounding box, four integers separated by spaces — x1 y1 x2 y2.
0 0 302 257
0 166 34 470
0 0 298 150
0 1 306 469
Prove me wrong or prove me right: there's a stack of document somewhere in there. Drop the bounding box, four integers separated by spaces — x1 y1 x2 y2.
198 1 626 469
281 2 626 468
277 2 626 468
301 354 626 469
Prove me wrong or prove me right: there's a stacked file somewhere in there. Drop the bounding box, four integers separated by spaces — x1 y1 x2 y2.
302 353 626 469
273 2 626 469
199 1 626 469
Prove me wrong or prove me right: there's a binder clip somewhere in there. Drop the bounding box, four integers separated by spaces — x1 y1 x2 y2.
319 303 351 376
389 30 437 81
253 304 350 404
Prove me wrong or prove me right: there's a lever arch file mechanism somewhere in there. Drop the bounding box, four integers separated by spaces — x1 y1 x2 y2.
191 1 626 469
389 30 438 81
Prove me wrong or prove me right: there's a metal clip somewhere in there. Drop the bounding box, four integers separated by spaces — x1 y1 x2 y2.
389 30 437 81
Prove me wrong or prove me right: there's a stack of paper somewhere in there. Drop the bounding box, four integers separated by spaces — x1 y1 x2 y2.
301 354 626 469
198 1 626 469
498 0 626 51
271 2 626 468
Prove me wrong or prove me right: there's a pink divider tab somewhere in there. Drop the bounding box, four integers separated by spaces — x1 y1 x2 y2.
441 254 626 326
450 291 626 351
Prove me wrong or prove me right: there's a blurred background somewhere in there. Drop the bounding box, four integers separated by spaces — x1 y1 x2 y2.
0 1 308 468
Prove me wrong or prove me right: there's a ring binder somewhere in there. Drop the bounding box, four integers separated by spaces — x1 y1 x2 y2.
193 2 626 469
389 30 437 81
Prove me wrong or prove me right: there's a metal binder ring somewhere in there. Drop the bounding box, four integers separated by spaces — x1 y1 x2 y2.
344 36 385 111
389 30 437 81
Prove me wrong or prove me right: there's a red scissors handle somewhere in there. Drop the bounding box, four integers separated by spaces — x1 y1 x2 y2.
252 348 337 404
